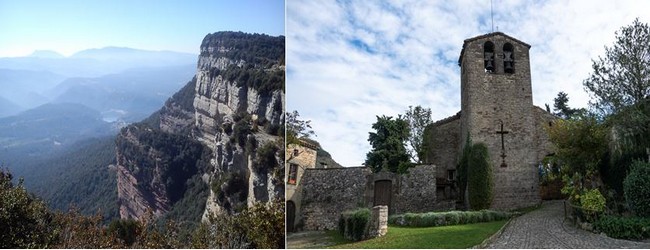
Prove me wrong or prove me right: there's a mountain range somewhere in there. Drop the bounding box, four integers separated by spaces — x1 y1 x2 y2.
0 32 286 232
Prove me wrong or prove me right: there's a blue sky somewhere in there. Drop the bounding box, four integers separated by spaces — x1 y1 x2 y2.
286 0 650 166
0 0 284 57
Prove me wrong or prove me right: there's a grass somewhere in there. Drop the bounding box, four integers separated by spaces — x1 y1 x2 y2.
327 220 507 249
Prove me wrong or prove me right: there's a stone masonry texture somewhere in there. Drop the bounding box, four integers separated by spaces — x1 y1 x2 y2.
428 32 557 211
299 165 437 231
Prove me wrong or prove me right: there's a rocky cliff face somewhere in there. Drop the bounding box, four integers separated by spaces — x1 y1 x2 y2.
115 32 285 221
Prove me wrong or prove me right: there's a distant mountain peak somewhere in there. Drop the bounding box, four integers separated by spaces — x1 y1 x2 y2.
28 50 65 58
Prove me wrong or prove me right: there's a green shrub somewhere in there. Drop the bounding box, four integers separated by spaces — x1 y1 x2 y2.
466 211 480 224
624 161 650 217
483 210 495 221
425 212 445 227
580 188 606 221
468 143 493 210
593 215 650 240
404 213 418 226
107 219 139 246
444 212 460 225
338 208 371 241
388 210 510 228
457 135 471 206
387 214 401 225
0 170 53 248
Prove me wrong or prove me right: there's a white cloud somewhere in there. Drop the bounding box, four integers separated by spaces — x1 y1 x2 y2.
287 0 650 166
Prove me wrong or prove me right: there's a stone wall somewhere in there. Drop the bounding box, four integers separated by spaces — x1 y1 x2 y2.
427 114 461 178
299 165 437 231
300 167 371 230
533 106 557 162
398 165 438 213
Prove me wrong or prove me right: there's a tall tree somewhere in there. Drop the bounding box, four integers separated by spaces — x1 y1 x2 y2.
364 115 412 173
402 105 433 163
552 92 584 119
583 18 650 115
285 110 315 146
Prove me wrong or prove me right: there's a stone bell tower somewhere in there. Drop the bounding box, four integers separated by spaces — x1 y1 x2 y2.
458 32 540 210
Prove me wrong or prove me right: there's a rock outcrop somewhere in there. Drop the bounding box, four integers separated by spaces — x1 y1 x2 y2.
115 31 285 221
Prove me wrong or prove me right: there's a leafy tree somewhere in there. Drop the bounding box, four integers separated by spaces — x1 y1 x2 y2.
286 110 315 146
50 208 121 248
107 219 139 246
0 170 54 248
547 115 607 203
583 18 650 115
548 116 607 179
607 98 650 161
364 115 412 173
467 143 493 210
402 105 433 163
553 92 584 119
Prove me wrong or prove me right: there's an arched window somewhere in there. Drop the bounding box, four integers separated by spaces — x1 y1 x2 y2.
483 41 495 72
503 43 515 74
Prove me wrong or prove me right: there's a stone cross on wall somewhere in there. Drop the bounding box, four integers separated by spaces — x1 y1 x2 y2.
496 122 509 167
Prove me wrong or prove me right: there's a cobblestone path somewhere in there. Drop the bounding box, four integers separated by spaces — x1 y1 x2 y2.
486 200 650 248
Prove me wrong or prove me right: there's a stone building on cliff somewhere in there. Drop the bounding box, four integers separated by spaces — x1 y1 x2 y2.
426 32 557 210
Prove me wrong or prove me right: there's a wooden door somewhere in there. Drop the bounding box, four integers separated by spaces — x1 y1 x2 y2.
373 180 392 207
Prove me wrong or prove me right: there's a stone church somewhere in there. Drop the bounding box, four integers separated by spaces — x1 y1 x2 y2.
286 32 558 232
426 32 557 210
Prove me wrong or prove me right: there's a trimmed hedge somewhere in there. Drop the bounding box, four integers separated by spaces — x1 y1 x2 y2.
468 143 493 210
593 215 650 240
623 161 650 217
388 210 510 227
338 208 371 241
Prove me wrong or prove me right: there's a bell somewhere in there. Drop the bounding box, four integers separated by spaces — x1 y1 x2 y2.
504 61 513 73
485 60 494 71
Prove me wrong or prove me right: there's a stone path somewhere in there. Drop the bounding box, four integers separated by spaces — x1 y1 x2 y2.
486 200 650 249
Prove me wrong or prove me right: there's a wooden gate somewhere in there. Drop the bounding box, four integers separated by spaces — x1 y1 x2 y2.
287 201 296 232
373 180 392 207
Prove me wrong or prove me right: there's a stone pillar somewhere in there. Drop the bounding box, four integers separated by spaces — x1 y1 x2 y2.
368 205 388 238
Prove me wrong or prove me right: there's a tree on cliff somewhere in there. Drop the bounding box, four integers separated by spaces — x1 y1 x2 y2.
583 18 650 116
402 105 433 163
364 115 412 173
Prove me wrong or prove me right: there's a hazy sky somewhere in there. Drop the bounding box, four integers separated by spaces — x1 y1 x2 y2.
286 0 650 166
0 0 284 57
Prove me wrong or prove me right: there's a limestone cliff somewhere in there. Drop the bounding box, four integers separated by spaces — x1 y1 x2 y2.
115 31 285 222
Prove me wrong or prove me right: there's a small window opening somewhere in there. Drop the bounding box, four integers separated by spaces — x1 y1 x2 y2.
484 41 495 73
503 43 515 74
288 164 298 184
448 170 456 181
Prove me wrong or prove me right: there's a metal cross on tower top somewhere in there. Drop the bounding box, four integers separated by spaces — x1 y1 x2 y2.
496 121 509 167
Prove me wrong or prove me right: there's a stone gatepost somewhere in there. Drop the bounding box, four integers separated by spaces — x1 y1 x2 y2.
368 205 388 238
